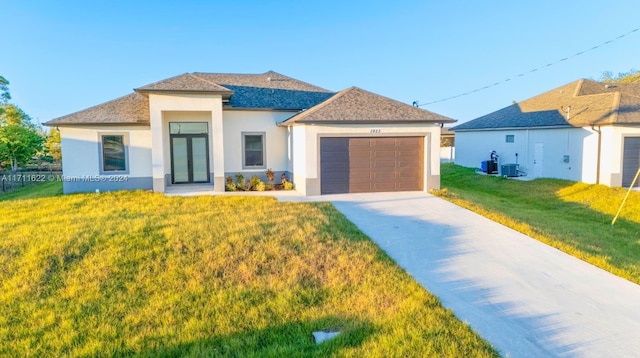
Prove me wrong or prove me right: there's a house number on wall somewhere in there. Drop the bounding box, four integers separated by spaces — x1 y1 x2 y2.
370 129 381 134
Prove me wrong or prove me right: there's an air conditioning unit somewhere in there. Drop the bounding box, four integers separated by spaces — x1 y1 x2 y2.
501 164 518 177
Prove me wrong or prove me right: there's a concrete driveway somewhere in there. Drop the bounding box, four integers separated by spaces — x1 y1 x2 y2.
282 191 640 357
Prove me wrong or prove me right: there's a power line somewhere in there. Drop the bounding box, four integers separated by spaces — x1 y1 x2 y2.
416 26 640 107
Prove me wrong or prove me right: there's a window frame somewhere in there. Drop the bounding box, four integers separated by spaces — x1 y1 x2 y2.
98 132 130 174
505 134 515 143
242 132 266 169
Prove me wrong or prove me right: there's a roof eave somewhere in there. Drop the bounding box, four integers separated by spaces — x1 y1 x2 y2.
282 119 455 126
453 124 575 132
44 121 150 127
134 89 233 97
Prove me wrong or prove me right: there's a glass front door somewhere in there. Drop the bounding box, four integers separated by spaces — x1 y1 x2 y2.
170 134 210 184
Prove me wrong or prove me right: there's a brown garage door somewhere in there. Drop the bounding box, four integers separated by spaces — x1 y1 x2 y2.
622 137 640 187
320 137 424 194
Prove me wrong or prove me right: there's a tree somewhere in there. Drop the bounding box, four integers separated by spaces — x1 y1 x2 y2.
0 76 10 104
601 69 640 83
0 104 45 172
45 127 61 162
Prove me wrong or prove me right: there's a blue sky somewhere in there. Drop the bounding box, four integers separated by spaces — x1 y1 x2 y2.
3 0 639 126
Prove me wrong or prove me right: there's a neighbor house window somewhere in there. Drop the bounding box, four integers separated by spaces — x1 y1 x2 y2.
100 133 128 173
242 132 265 169
506 135 515 143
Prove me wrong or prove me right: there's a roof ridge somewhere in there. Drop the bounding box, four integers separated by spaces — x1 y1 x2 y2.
188 73 232 91
265 71 333 92
573 79 585 97
134 73 189 91
282 87 351 124
611 91 622 123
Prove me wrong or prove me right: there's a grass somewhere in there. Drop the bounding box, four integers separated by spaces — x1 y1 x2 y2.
0 189 497 357
0 181 63 201
435 163 640 285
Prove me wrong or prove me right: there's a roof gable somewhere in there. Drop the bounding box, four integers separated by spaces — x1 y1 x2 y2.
281 87 455 125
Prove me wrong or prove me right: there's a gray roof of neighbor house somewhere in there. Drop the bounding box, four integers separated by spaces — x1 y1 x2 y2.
453 79 640 131
280 86 455 125
46 71 334 126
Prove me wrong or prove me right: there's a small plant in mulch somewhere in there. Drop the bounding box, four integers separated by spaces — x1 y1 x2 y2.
249 175 264 191
223 171 293 192
265 168 275 188
225 176 236 191
281 173 294 190
235 173 248 191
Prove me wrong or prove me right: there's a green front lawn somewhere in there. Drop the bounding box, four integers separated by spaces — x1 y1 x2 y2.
0 190 497 357
0 181 62 201
436 164 640 284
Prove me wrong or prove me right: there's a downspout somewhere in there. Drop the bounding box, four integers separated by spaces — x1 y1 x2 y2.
591 125 601 184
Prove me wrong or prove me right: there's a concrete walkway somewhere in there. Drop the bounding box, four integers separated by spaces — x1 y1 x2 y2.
282 192 640 357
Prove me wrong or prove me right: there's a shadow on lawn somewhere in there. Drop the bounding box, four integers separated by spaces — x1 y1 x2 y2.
133 316 375 357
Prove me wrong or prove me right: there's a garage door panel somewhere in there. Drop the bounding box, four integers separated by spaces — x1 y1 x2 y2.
372 171 396 180
321 161 348 170
373 182 397 191
349 151 371 160
321 136 424 194
350 171 372 181
349 138 371 148
321 137 349 149
370 138 397 146
371 159 396 168
371 150 396 159
350 160 372 168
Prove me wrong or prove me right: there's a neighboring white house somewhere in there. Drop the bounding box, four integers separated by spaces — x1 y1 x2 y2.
46 71 454 195
452 79 640 187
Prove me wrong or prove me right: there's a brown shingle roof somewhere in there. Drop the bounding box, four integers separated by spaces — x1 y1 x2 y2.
46 93 149 126
193 71 331 92
46 71 334 125
453 79 640 131
281 86 455 125
134 73 233 93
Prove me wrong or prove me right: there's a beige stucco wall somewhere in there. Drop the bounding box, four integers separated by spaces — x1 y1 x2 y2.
222 110 293 174
290 123 441 195
148 93 224 192
60 126 152 178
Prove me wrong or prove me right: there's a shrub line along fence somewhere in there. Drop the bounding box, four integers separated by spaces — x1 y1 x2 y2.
0 169 63 194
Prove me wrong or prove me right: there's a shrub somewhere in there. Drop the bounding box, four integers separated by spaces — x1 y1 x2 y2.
265 168 275 186
249 175 262 190
225 176 237 191
255 182 266 191
235 173 248 191
283 180 294 190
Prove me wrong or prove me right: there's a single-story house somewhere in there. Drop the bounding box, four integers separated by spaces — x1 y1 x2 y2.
45 71 454 195
452 79 640 187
